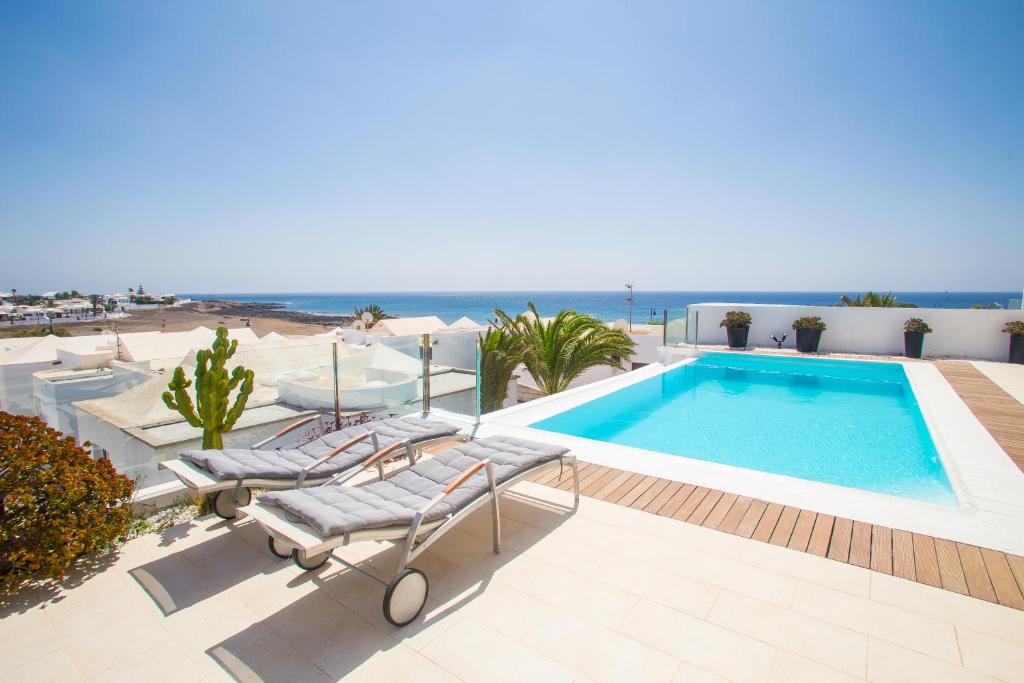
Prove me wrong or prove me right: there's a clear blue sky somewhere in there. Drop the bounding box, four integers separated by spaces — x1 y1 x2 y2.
1 1 1021 295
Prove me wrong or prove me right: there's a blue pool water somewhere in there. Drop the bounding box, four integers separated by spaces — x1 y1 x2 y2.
531 353 957 505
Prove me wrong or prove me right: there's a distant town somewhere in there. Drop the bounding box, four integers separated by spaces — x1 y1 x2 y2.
0 286 183 332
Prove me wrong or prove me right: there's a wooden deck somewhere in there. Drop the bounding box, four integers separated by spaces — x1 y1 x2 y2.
936 360 1024 473
518 359 1024 611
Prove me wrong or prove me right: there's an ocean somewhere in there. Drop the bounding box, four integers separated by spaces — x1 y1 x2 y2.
183 291 1021 325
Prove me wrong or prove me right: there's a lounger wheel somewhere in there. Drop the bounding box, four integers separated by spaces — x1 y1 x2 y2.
211 487 252 520
383 568 429 627
267 535 292 559
292 549 330 571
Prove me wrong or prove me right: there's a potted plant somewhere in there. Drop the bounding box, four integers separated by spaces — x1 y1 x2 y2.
792 316 826 353
719 310 752 349
903 318 932 359
1004 321 1024 364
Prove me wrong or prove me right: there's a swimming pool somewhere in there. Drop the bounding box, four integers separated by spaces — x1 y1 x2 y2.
530 353 957 505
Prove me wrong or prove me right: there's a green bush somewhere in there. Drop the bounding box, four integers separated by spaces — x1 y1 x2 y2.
904 318 933 334
719 311 752 328
0 412 134 596
792 316 827 332
1003 321 1024 336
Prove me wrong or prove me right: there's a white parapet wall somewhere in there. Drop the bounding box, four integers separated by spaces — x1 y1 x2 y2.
686 303 1024 361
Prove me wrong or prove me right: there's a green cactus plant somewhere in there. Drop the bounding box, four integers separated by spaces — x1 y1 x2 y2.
162 327 255 449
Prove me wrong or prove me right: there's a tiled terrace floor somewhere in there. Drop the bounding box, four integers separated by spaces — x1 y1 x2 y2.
4 482 1024 682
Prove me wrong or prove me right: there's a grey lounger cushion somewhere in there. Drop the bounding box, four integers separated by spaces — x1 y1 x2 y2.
179 417 460 481
259 436 569 536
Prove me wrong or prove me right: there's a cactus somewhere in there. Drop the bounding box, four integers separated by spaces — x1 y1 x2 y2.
162 327 255 449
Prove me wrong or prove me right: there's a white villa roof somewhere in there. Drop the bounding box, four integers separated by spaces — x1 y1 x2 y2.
260 331 287 342
373 316 447 337
0 333 116 366
445 316 485 330
118 326 259 363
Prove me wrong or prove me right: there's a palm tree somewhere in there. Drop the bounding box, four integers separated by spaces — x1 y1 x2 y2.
840 291 897 307
353 304 396 326
493 302 636 395
478 326 523 413
88 294 102 315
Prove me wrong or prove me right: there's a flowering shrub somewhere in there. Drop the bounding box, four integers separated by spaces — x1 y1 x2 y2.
904 318 933 334
0 412 134 595
792 316 827 331
1003 321 1024 336
719 311 752 328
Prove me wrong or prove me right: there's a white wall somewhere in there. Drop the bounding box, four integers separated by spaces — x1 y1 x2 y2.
685 303 1024 361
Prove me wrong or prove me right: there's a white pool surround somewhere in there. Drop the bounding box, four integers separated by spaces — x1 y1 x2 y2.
436 353 1024 554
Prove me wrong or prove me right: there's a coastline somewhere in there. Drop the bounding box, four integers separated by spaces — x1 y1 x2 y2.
0 300 354 338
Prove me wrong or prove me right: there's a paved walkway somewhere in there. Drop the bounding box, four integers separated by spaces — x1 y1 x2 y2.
3 482 1024 682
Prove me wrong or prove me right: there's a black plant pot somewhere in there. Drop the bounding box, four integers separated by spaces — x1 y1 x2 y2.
904 331 925 359
795 328 822 353
726 326 749 349
1010 334 1024 364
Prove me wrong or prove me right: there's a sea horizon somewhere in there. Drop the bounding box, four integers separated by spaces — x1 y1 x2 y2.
184 290 1022 324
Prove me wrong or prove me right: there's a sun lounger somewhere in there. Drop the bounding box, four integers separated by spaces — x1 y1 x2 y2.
238 435 578 626
159 415 463 519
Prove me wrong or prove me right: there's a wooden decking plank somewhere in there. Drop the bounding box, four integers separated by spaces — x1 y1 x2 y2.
717 496 753 534
643 480 683 513
672 487 710 521
657 483 696 518
579 467 621 496
701 493 738 529
630 478 672 511
618 476 660 507
912 534 942 587
1007 554 1024 597
827 518 854 562
849 522 872 569
532 465 565 486
979 548 1024 609
934 539 969 595
768 506 800 547
604 473 648 503
577 465 614 491
735 499 768 538
591 470 635 500
892 530 916 581
752 503 784 543
807 514 835 557
555 463 595 490
870 526 893 575
787 510 816 552
688 489 725 525
957 544 998 603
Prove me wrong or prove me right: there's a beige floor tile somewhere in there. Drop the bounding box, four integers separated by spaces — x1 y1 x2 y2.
0 607 63 674
7 648 80 682
523 611 680 683
957 628 1024 683
738 540 871 597
870 572 1024 647
39 564 131 617
769 651 865 683
618 599 776 683
208 631 331 683
559 517 683 567
634 512 750 560
338 643 462 683
86 641 204 682
668 548 798 607
709 591 867 677
503 523 612 575
422 618 574 683
672 662 732 682
502 558 639 629
591 553 721 619
452 581 554 640
867 638 998 683
49 588 171 678
791 581 960 663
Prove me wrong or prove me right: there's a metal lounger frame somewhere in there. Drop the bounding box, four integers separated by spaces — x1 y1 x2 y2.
239 453 580 582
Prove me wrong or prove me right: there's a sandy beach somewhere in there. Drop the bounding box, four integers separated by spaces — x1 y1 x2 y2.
0 301 353 338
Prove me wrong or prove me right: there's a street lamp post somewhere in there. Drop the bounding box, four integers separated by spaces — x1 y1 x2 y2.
624 283 634 333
